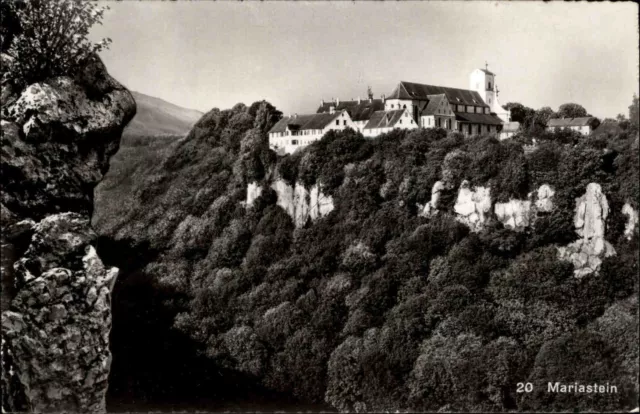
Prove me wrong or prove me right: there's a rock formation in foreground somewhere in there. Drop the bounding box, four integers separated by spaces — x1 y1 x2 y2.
1 55 135 412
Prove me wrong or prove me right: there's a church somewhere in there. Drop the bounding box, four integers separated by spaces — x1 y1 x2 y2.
268 66 512 154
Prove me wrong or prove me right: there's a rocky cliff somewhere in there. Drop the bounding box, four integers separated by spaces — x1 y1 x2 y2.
557 183 616 278
1 55 135 412
246 179 334 228
419 176 631 278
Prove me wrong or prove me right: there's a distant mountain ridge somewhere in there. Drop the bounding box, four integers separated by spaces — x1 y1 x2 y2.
124 91 203 137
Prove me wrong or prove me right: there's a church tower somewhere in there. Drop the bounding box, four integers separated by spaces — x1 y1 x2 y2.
470 63 510 123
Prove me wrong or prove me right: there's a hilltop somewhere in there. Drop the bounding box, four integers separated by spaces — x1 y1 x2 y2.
123 91 203 137
93 102 639 412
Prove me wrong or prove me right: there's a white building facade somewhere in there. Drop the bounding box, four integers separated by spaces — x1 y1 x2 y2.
317 97 385 133
384 80 503 136
268 109 356 154
546 117 598 135
362 107 418 137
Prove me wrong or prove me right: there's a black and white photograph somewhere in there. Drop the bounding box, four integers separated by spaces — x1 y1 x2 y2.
1 1 639 413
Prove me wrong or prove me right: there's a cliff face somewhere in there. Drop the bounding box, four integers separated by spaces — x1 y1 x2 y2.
419 176 634 278
247 179 334 228
557 183 616 278
1 55 135 412
453 181 492 232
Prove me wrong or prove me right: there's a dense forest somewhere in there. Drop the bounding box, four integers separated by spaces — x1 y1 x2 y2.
94 101 639 412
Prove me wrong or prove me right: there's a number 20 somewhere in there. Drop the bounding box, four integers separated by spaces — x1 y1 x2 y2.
517 382 533 393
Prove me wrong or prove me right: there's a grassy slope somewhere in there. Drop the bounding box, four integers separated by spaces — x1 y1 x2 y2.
123 91 203 137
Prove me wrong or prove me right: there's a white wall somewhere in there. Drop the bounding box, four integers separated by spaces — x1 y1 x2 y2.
385 99 412 110
546 125 591 136
363 108 418 137
269 110 358 154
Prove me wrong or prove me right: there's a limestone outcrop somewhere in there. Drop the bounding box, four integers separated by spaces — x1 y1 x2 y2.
246 180 334 227
1 56 135 221
494 184 555 231
246 182 263 207
534 184 555 213
494 199 532 230
2 213 117 413
1 55 135 412
453 181 491 232
557 183 616 278
622 202 639 240
420 181 444 218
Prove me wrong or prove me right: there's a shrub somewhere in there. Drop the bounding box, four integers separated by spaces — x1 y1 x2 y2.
4 0 112 85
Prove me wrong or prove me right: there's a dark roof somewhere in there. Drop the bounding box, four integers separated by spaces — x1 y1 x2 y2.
421 94 449 116
317 99 384 122
479 68 495 76
547 117 596 127
454 112 503 126
363 109 407 130
269 111 342 134
594 120 622 135
387 81 488 108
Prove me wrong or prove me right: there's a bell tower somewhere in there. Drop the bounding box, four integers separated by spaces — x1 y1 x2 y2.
469 63 510 123
470 62 496 106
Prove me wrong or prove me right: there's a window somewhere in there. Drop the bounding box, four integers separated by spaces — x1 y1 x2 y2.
336 120 339 126
486 125 490 133
343 120 347 126
400 120 403 124
292 139 299 145
488 82 492 90
391 104 394 109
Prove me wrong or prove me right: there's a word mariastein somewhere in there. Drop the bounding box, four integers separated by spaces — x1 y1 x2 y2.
548 382 618 394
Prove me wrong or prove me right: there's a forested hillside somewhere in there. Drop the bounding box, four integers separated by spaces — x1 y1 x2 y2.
94 101 639 412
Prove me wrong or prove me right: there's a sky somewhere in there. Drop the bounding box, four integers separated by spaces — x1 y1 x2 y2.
91 1 639 119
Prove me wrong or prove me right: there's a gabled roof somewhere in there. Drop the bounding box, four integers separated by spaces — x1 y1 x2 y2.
363 109 407 130
547 117 596 127
317 99 384 122
454 112 503 126
387 81 489 108
421 94 449 116
594 120 622 135
478 68 495 76
269 111 343 133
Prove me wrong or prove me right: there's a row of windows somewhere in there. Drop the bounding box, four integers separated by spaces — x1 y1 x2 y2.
458 124 494 134
290 138 318 146
387 101 489 115
422 117 452 129
272 130 323 137
335 120 348 126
